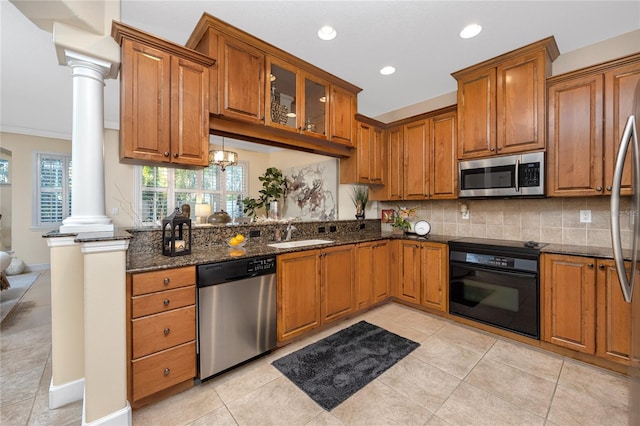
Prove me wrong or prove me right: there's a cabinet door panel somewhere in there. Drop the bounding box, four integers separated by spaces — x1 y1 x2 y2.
321 245 355 323
277 251 321 342
603 62 640 195
121 39 171 163
371 127 385 184
357 122 372 182
597 260 632 364
421 243 448 311
542 254 596 354
430 112 457 199
221 36 265 122
356 243 373 309
331 86 356 146
372 242 390 303
457 68 496 159
171 56 209 166
403 120 429 199
547 74 604 196
399 242 421 303
388 127 403 200
496 51 545 154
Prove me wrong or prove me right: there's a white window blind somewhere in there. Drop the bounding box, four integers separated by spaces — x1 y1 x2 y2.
0 159 9 184
34 153 72 227
138 161 248 226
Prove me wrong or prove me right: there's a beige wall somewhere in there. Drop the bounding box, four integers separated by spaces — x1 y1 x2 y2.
0 148 11 250
0 132 71 266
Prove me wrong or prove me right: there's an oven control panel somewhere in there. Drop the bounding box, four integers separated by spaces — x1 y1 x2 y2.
465 253 514 268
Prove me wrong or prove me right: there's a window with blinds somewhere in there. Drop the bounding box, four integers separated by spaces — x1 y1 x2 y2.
0 159 9 184
138 161 248 226
35 153 72 227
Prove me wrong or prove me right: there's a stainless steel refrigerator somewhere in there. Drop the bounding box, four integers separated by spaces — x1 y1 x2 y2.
610 79 640 424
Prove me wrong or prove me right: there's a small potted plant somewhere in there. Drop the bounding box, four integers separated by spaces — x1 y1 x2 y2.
243 167 286 219
350 185 369 220
391 206 417 235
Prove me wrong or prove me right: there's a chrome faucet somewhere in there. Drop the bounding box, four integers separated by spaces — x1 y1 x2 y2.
285 223 297 241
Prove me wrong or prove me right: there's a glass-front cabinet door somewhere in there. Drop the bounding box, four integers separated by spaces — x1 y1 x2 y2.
266 57 299 131
302 73 329 139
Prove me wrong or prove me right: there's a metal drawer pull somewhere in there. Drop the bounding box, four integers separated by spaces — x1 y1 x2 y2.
163 328 170 335
164 368 170 376
163 299 170 306
163 278 170 285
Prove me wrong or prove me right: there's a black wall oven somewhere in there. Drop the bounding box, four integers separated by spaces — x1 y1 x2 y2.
448 238 542 339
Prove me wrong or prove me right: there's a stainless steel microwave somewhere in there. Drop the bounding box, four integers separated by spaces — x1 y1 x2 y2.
458 152 545 198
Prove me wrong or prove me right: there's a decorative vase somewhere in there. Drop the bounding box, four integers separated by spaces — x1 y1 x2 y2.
391 228 405 236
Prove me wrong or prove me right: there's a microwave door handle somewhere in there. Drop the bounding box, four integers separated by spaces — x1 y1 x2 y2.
515 159 520 192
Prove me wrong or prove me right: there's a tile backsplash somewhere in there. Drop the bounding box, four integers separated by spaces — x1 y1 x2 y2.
380 197 634 249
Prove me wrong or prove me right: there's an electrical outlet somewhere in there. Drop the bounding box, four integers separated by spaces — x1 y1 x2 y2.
580 210 592 223
461 211 469 220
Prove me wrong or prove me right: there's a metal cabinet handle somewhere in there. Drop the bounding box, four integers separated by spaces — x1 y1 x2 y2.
599 264 605 270
490 147 495 151
164 368 170 376
164 151 170 157
163 328 170 335
163 278 170 285
606 185 612 191
596 186 603 191
588 263 594 269
173 153 179 158
163 299 170 306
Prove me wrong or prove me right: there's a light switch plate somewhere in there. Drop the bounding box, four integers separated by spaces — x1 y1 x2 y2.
580 210 591 223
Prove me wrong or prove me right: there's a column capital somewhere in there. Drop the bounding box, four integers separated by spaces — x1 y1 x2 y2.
64 49 113 79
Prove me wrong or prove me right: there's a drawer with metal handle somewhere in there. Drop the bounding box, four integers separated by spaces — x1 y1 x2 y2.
131 306 195 358
131 341 196 401
131 265 195 296
131 286 195 318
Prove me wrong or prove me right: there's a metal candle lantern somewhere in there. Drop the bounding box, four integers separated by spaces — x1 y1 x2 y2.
162 207 192 257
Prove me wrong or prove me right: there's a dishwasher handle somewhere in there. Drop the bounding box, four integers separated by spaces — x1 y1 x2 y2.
198 271 274 288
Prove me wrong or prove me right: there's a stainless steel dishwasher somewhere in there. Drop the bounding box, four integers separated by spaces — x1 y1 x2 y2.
196 255 277 382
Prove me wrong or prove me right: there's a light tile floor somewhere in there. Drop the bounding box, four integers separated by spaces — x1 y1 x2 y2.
1 271 636 425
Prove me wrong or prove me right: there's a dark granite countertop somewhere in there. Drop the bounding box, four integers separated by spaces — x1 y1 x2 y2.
541 243 630 260
126 231 458 273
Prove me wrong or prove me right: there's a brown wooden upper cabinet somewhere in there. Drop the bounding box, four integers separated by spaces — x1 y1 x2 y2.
369 107 457 201
547 53 640 197
339 117 385 185
186 13 361 155
452 37 559 159
112 22 214 168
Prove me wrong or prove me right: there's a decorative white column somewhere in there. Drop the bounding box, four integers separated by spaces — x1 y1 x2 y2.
79 235 131 426
47 235 85 409
60 50 114 233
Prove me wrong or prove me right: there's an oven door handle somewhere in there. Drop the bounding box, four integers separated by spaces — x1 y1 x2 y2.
450 261 537 279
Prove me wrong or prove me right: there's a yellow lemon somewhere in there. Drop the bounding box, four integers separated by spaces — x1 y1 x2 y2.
235 234 245 243
229 237 240 246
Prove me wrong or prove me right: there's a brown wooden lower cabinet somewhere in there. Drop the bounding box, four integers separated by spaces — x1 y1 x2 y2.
126 266 197 407
355 241 390 309
542 253 631 364
277 244 355 343
396 240 448 312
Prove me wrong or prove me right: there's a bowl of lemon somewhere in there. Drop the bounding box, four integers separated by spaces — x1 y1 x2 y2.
227 233 246 249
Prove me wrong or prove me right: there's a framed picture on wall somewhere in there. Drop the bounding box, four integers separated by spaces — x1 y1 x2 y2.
382 209 395 223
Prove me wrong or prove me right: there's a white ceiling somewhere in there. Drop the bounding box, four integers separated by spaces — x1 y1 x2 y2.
1 0 639 142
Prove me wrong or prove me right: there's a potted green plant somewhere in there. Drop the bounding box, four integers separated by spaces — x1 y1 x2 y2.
350 185 369 220
243 167 286 218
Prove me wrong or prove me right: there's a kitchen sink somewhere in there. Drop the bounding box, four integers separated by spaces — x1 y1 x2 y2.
267 239 334 249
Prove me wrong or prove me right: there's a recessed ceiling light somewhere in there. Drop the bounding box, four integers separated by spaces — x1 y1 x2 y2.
380 66 396 76
317 25 337 41
460 24 482 39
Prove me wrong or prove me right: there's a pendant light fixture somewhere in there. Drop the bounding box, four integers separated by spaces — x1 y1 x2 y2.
209 137 238 171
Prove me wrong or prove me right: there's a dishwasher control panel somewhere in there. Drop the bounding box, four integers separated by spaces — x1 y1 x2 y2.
197 255 276 287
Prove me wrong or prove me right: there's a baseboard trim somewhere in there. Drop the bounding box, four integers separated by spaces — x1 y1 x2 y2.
49 376 84 409
83 401 131 426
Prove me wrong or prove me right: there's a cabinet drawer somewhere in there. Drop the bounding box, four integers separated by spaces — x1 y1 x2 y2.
132 306 195 358
131 266 195 296
131 341 196 401
132 286 195 318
